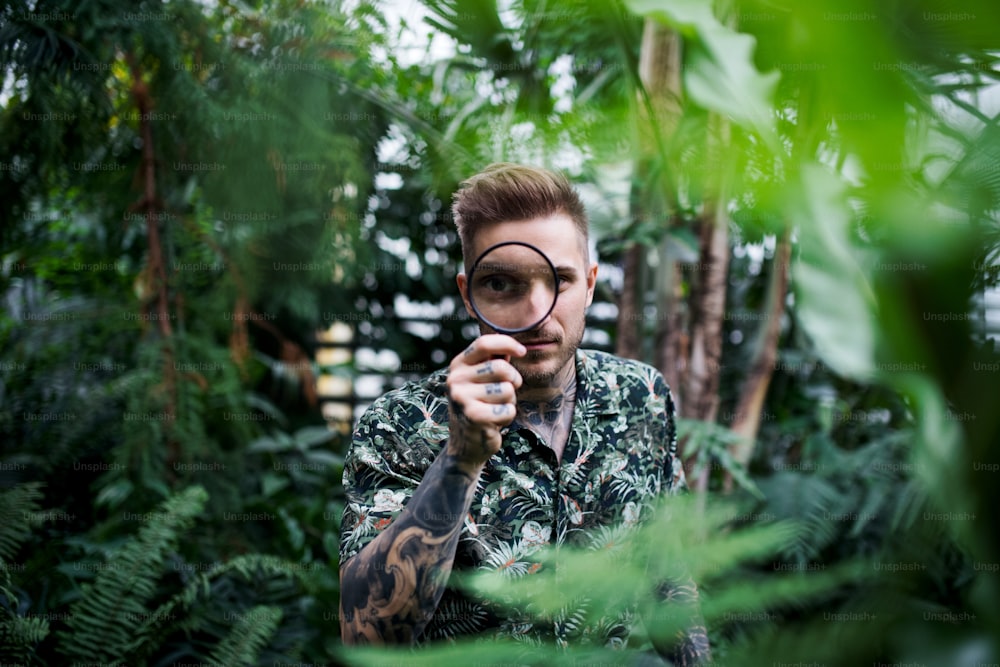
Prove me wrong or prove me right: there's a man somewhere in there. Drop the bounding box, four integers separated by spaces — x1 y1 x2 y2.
338 163 710 664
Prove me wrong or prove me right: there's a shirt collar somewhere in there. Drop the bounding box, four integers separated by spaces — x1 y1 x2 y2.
503 348 619 438
574 348 622 418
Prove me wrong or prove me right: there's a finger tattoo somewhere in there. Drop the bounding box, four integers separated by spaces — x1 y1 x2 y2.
476 360 494 375
485 383 503 396
491 404 509 416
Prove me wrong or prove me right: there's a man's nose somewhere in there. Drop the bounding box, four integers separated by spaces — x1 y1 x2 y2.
527 280 554 322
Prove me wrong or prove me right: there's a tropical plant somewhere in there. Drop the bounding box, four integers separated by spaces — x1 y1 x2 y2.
0 483 50 663
55 486 209 663
1 0 379 663
328 0 1000 663
3 0 999 664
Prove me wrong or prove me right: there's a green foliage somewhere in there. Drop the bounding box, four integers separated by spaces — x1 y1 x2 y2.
0 480 337 665
0 483 44 563
207 604 283 667
0 614 49 663
3 0 1000 664
245 425 346 563
2 1 368 663
339 494 862 666
679 417 762 498
56 486 208 664
789 165 879 381
0 484 50 662
136 553 311 665
627 0 780 146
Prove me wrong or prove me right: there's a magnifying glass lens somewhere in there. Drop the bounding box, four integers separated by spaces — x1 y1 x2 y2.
468 242 558 334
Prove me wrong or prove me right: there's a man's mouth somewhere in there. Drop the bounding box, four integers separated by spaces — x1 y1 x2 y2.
519 338 558 350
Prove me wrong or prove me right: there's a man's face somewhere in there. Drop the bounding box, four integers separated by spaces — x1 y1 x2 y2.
457 213 598 388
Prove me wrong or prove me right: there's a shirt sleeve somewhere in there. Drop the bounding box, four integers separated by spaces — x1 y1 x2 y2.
650 372 687 496
338 398 424 564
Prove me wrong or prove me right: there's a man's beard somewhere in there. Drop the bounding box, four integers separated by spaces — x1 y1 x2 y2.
513 328 583 388
475 319 584 387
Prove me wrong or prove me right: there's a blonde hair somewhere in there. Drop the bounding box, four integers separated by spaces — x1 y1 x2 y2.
452 163 588 268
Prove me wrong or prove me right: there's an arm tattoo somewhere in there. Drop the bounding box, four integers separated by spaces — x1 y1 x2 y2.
339 452 479 645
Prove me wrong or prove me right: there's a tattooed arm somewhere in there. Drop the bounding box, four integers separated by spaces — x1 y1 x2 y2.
339 335 525 645
338 448 482 644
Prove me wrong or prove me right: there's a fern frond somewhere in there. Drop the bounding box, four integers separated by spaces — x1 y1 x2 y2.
55 485 208 664
0 619 48 667
132 553 317 661
206 604 282 667
0 483 49 660
0 614 50 650
0 482 44 564
757 472 841 564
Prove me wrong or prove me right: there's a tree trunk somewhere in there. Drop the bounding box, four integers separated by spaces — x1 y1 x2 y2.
682 208 729 422
679 111 733 492
724 233 791 492
655 250 686 398
615 243 643 360
623 17 682 368
638 18 682 105
126 52 179 471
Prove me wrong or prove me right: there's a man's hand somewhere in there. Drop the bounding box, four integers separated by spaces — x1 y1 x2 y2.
446 334 525 467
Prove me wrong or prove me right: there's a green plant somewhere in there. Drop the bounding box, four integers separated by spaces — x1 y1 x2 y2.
56 486 208 664
336 494 863 666
0 483 50 663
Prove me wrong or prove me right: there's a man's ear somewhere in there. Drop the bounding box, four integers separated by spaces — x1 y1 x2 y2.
456 272 473 315
584 261 598 307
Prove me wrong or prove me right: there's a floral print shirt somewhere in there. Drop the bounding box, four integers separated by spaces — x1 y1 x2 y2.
340 348 708 663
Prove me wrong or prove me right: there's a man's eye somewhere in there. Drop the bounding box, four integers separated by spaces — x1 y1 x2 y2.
481 275 528 296
485 276 512 292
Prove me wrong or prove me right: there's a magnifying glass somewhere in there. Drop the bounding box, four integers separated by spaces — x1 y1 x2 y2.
466 241 559 334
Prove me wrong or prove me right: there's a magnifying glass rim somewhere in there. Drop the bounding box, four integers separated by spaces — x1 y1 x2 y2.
466 240 559 334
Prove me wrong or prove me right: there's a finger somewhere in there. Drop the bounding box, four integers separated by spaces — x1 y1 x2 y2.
447 365 519 405
450 355 522 388
448 370 519 410
472 359 522 388
481 381 515 403
461 399 517 427
460 335 527 365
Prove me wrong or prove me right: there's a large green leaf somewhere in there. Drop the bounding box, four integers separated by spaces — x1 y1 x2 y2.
626 0 780 148
789 165 879 381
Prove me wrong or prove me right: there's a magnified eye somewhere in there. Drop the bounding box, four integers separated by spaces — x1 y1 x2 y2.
479 274 527 297
484 275 511 292
467 241 559 333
